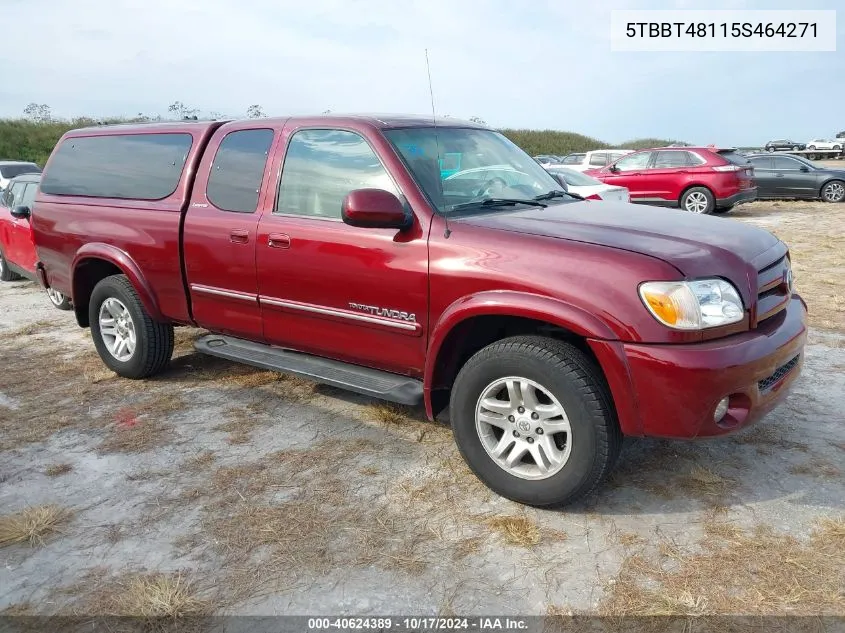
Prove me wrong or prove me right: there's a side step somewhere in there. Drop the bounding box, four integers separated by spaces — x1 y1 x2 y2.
194 334 424 406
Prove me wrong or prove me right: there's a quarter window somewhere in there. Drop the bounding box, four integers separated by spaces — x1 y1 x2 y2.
276 129 398 219
40 133 193 199
206 129 274 213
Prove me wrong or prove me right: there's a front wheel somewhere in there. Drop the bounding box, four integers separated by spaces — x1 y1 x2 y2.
821 180 845 203
449 336 622 507
45 287 72 311
680 187 715 214
793 146 801 151
767 146 775 153
808 145 816 151
89 274 174 379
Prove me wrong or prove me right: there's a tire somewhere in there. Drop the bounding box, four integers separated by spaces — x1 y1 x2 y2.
89 274 174 379
0 251 21 282
833 145 841 151
449 336 622 507
45 287 72 311
808 145 816 151
680 186 715 214
792 146 801 151
767 146 775 153
821 180 845 203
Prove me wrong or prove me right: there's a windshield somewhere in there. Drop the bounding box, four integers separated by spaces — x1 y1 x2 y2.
547 167 601 186
384 127 563 214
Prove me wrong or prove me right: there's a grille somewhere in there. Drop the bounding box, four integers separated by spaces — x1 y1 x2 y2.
758 355 800 393
755 255 792 326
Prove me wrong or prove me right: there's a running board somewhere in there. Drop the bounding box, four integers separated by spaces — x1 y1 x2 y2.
194 334 424 406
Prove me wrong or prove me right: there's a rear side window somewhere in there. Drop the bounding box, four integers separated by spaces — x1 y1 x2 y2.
40 133 193 200
719 151 751 166
652 151 691 168
588 152 607 166
206 129 274 213
562 154 584 165
749 157 772 169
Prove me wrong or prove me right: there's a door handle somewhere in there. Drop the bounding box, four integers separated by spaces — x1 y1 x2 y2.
229 229 250 244
267 232 291 249
775 174 785 178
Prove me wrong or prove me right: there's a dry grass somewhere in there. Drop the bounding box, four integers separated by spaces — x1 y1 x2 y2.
487 515 541 547
601 516 845 616
676 466 734 498
83 572 210 618
368 403 413 426
788 458 842 479
99 418 173 454
45 463 73 477
0 318 56 339
0 505 73 547
735 201 845 332
216 407 262 445
183 451 216 472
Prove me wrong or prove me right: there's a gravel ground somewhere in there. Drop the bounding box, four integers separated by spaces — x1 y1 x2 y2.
0 200 843 620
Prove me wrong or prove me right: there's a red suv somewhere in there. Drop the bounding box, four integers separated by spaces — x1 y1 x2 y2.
585 147 756 214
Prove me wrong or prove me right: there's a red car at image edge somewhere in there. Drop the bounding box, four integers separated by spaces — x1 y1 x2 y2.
585 146 756 214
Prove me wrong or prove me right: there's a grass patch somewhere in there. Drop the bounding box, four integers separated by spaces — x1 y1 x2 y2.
369 403 413 426
82 572 210 618
0 505 73 547
99 418 173 454
45 463 73 477
487 515 541 547
788 458 841 479
601 516 845 616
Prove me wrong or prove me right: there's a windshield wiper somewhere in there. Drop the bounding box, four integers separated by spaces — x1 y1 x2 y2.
534 189 584 201
450 197 548 212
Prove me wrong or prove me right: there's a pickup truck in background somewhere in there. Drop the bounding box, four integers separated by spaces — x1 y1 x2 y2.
29 115 807 507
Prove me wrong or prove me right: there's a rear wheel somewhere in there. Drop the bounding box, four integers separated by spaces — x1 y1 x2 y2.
792 146 801 151
45 287 72 310
449 336 622 507
767 147 775 153
821 180 845 203
680 187 715 214
89 274 174 378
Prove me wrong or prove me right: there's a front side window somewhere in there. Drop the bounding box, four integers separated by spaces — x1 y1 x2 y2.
21 183 38 207
772 156 801 170
10 183 27 207
276 129 397 219
613 151 653 172
385 127 561 214
562 154 584 165
206 129 274 213
40 133 193 199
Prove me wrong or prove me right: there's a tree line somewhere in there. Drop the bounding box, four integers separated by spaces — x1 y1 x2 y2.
2 102 677 166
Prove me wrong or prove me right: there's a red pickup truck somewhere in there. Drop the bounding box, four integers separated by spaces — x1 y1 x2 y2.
30 115 806 506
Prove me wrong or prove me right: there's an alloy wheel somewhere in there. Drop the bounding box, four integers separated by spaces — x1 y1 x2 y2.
98 297 137 362
822 181 845 203
475 376 572 480
684 191 709 213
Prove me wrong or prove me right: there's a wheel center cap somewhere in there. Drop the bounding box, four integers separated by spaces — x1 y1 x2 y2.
517 419 531 433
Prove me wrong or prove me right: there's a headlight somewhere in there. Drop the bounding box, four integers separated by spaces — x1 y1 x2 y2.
639 279 744 330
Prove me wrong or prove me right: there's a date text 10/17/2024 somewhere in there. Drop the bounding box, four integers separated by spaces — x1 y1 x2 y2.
307 618 529 631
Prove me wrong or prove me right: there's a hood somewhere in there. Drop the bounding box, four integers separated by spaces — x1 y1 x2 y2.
455 200 783 278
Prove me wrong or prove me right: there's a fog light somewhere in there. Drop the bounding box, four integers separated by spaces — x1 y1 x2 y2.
714 397 730 422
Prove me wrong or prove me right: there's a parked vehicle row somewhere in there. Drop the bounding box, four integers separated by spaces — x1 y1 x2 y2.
14 115 806 508
746 153 845 203
0 173 72 309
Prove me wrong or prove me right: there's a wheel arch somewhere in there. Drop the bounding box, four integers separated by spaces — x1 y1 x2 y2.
423 291 621 419
71 243 163 327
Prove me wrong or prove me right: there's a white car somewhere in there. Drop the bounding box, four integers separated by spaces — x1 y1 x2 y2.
560 149 633 172
805 139 843 151
0 161 42 192
546 166 630 202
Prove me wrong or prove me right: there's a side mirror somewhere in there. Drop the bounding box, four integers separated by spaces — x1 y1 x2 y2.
341 189 411 230
608 164 619 173
550 174 569 192
11 205 31 219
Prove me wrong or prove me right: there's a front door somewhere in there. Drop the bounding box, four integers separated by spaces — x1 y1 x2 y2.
599 151 654 202
183 125 277 338
3 181 36 271
771 156 818 198
256 127 429 377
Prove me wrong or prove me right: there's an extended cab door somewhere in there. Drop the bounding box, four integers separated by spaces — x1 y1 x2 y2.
183 123 278 339
255 125 429 376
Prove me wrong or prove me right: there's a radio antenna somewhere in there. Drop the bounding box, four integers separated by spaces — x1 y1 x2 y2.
425 48 450 238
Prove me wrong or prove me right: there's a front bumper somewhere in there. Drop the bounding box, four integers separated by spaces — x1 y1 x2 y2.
717 187 757 209
594 296 807 439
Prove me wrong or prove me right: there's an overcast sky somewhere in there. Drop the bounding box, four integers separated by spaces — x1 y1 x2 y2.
2 0 843 146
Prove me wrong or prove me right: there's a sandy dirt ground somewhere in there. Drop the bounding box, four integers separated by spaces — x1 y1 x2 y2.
1 200 843 621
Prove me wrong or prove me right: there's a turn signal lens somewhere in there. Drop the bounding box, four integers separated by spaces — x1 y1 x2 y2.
639 279 744 330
